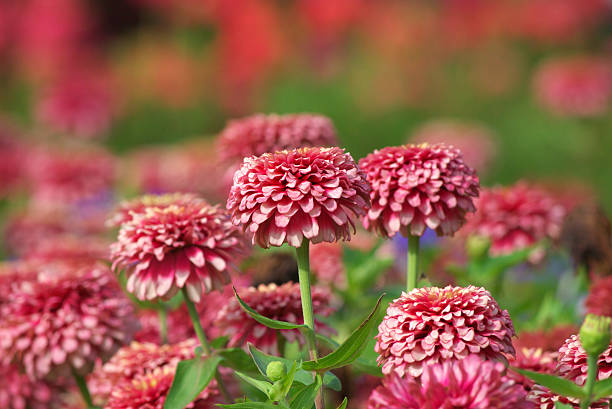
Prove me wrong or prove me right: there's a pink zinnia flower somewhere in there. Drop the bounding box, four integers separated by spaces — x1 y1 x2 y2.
217 113 339 163
360 143 479 238
25 234 108 265
508 348 558 391
463 182 566 259
375 285 515 378
0 363 56 409
310 242 346 288
533 56 612 117
585 276 612 318
556 334 612 385
216 282 333 353
105 366 216 409
0 263 137 379
528 384 608 408
227 146 371 248
111 195 248 302
367 355 532 409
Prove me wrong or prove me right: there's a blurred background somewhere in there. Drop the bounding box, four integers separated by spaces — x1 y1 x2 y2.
1 0 612 207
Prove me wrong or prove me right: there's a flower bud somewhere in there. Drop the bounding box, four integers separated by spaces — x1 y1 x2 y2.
579 314 612 357
266 361 286 382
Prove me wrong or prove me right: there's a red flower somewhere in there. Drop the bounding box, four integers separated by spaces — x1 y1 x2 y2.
216 282 333 353
360 143 479 238
111 195 248 302
227 146 371 248
375 285 515 378
217 113 339 163
0 263 137 379
367 355 532 409
0 363 56 409
586 276 612 318
556 334 612 385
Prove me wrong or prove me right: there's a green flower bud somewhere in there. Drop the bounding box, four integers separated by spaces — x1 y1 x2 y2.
580 314 612 357
266 361 286 382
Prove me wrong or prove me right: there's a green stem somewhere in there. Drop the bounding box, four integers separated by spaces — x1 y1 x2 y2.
71 367 98 409
581 354 599 409
295 240 324 409
158 305 168 344
406 235 420 292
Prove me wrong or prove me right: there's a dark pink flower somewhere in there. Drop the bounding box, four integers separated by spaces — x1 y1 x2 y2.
367 355 532 409
375 285 515 378
217 113 339 162
360 143 479 238
527 384 608 408
556 334 612 386
24 234 108 265
533 56 612 117
310 242 346 288
0 363 56 409
0 263 137 379
463 182 566 259
508 348 558 391
585 276 612 318
227 146 371 248
111 195 248 302
216 282 333 354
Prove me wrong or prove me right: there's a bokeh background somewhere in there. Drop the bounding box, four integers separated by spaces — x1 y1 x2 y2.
1 0 612 206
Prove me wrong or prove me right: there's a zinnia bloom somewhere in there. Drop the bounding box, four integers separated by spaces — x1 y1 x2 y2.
585 276 612 318
463 182 566 259
310 242 346 288
375 285 515 377
508 348 557 391
367 355 532 409
227 146 371 248
533 56 612 117
106 193 199 228
0 363 56 409
110 195 248 302
217 113 339 162
360 143 479 238
216 282 333 353
0 263 137 379
556 334 612 385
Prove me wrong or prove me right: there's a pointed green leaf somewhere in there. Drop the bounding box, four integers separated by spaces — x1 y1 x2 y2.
218 402 283 409
593 377 612 400
322 372 341 391
211 336 230 349
316 334 382 377
301 295 385 372
336 397 348 409
280 361 299 397
164 355 222 409
234 371 272 396
234 287 309 330
219 348 259 374
510 368 586 399
289 375 321 409
554 402 574 409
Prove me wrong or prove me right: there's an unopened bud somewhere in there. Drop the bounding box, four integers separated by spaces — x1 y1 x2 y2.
266 361 286 382
580 314 612 357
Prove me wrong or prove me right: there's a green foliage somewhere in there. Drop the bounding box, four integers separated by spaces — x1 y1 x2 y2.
592 377 612 400
233 287 309 331
510 368 586 399
554 403 574 409
288 376 321 409
163 355 222 409
336 398 348 409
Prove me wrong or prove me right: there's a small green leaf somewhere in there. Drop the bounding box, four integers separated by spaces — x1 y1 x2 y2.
219 348 259 374
234 287 309 330
322 372 341 391
302 295 385 372
211 336 229 349
316 334 382 377
593 377 612 400
289 375 321 409
510 368 586 399
164 355 222 409
554 402 574 409
217 402 283 409
280 361 299 397
234 371 272 396
336 397 348 409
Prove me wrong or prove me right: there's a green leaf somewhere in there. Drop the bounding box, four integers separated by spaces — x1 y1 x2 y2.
211 336 229 349
336 397 348 409
301 295 385 372
234 287 309 330
593 377 612 400
234 371 272 396
322 372 341 391
289 375 321 409
510 368 586 399
280 362 299 397
219 348 259 374
554 403 574 409
217 402 283 409
164 355 222 409
316 334 381 377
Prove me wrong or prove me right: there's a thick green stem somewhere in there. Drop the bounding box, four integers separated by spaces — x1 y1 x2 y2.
581 354 599 409
158 305 168 344
71 367 98 409
295 240 324 409
406 235 420 292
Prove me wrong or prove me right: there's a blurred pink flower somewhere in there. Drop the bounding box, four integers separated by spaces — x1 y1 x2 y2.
111 195 248 302
0 122 26 197
533 56 612 117
0 363 57 409
227 146 371 248
216 282 333 354
106 193 199 228
310 242 346 288
360 143 479 238
507 348 558 391
514 325 578 353
375 285 515 378
133 308 195 345
367 355 531 409
585 276 612 318
24 234 109 265
556 334 612 386
0 263 137 379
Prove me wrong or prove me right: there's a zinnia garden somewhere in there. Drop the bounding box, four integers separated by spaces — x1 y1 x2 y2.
2 1 612 409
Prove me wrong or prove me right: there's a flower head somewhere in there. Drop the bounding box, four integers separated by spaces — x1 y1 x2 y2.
507 348 557 391
360 143 479 238
107 193 199 228
375 285 515 378
111 195 248 302
463 182 566 259
227 146 371 248
216 282 333 353
0 363 56 409
0 263 137 379
556 334 612 385
367 355 531 409
217 113 339 162
586 276 612 318
310 242 345 288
